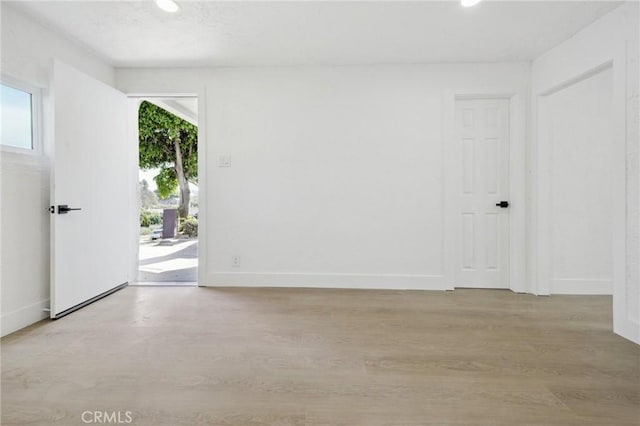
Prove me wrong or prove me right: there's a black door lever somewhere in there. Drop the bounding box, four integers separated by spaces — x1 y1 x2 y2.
57 205 82 214
495 201 509 208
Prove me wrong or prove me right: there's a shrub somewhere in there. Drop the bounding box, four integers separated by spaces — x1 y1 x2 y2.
140 211 151 227
180 217 198 237
140 210 162 227
149 212 162 225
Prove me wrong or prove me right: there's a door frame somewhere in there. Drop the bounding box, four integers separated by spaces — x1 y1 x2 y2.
532 56 637 343
534 62 614 296
125 89 207 286
443 92 527 293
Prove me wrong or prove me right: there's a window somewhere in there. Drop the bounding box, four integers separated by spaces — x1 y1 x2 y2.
1 80 39 152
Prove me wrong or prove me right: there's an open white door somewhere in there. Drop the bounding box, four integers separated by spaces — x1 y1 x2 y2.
50 61 133 318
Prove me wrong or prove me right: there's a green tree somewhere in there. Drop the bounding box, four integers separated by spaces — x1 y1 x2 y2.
138 101 197 218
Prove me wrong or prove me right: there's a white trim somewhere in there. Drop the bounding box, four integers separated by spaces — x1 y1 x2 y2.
442 94 455 289
126 93 197 99
507 94 527 294
538 61 614 97
0 155 48 171
127 98 143 283
551 279 612 295
1 299 49 337
146 98 197 126
196 86 207 287
611 40 638 344
534 62 615 297
443 91 527 293
534 94 551 296
205 272 447 290
126 88 207 286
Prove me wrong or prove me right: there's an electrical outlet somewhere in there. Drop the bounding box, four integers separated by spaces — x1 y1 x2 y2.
219 155 232 167
231 256 241 267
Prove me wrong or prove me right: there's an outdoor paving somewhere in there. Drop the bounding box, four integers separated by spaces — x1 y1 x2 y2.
137 238 198 283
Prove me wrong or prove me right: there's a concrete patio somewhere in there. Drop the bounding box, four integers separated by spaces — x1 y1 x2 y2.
137 238 198 284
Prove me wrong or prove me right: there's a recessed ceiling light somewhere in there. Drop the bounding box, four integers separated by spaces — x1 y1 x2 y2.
156 0 179 13
461 0 483 7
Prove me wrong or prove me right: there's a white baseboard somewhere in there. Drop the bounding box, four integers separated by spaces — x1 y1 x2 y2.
551 278 612 295
205 272 449 291
1 299 50 337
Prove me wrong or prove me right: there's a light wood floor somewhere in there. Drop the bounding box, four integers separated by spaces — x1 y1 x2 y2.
2 287 639 425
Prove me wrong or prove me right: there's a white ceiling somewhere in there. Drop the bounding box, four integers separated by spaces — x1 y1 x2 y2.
9 1 621 67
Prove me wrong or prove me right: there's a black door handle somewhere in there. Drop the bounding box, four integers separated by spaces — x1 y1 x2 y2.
495 201 509 208
57 205 82 214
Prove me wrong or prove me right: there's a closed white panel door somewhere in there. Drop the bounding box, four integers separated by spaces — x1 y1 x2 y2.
454 99 509 288
50 61 132 318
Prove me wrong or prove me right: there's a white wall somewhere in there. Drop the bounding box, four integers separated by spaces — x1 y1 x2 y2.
117 63 529 290
531 2 639 341
3 0 637 342
0 4 115 336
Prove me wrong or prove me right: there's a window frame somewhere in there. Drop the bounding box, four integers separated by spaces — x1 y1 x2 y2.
0 75 42 157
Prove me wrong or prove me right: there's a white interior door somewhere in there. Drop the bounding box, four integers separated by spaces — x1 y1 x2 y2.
50 60 133 318
454 98 510 288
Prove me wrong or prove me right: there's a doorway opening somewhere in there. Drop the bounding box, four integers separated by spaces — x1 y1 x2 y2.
135 97 199 286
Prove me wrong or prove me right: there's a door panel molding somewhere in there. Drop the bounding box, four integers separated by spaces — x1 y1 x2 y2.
443 92 527 293
453 98 509 289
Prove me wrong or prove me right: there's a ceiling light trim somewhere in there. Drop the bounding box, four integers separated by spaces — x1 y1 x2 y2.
156 0 179 13
461 0 483 8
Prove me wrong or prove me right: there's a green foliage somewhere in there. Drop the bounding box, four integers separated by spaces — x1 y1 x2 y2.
154 168 179 199
138 101 198 177
140 212 151 228
139 101 197 217
154 189 178 202
179 216 198 237
140 210 162 227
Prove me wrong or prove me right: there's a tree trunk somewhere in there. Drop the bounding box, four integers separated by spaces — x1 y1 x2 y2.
174 138 190 218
